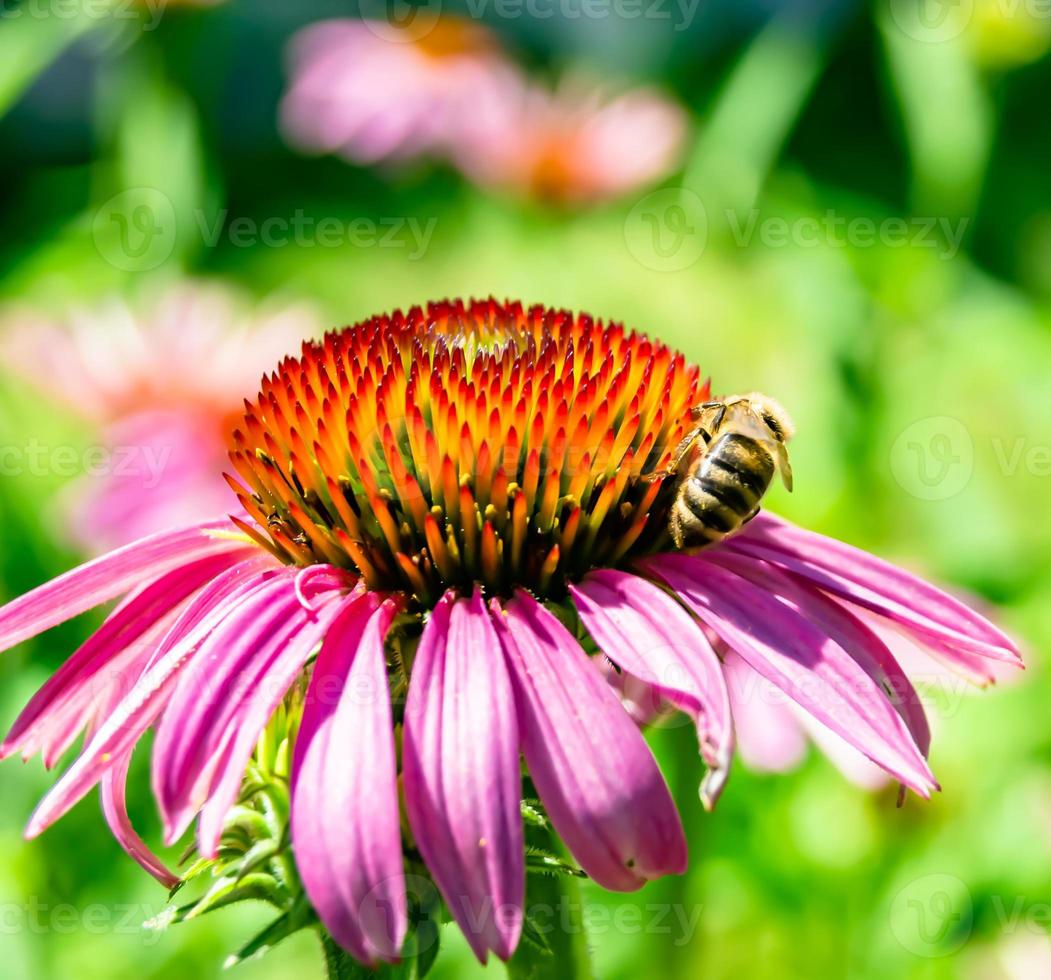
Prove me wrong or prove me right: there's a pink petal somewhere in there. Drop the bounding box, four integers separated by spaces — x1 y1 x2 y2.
0 519 249 655
291 595 406 966
403 590 523 963
571 569 734 808
2 552 241 763
795 714 892 791
152 571 302 841
706 551 932 763
24 560 276 838
730 514 1020 665
597 659 667 726
192 585 349 856
642 554 937 797
100 751 179 889
491 591 686 891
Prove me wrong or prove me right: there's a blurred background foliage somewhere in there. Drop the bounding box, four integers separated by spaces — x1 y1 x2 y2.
1 0 1050 977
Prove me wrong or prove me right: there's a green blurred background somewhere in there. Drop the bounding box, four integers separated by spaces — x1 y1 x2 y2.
2 0 1051 977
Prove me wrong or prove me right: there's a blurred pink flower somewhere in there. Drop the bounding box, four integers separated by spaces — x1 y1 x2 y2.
280 17 517 166
455 74 689 205
0 283 317 554
280 18 687 204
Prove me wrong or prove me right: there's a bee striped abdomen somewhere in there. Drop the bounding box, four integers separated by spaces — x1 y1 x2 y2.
669 433 775 549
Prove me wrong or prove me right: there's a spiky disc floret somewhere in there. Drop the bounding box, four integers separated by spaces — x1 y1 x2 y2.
227 298 707 605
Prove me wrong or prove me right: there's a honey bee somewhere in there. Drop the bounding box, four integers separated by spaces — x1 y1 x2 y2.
666 393 794 550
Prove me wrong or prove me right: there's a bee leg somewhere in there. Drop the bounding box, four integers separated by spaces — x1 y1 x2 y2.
671 426 710 470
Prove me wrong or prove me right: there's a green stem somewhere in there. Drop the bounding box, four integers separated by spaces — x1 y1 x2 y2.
506 870 594 980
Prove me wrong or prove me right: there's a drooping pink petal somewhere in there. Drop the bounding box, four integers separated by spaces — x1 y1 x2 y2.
291 594 405 966
191 579 352 855
1 552 242 764
705 551 931 763
571 569 734 808
152 570 302 840
23 560 278 838
853 608 1002 687
100 750 179 889
154 566 353 844
491 591 686 891
729 514 1020 665
0 519 250 655
36 600 192 770
403 590 523 963
596 659 667 726
794 713 892 791
642 554 937 797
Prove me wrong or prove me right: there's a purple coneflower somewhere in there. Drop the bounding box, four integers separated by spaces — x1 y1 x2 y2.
0 282 315 553
453 73 688 206
280 17 518 167
280 19 686 206
0 299 1019 966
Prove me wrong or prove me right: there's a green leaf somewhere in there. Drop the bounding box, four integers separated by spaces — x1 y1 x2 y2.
224 894 317 968
0 4 107 118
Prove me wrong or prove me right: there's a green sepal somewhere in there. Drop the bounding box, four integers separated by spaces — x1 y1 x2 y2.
168 872 282 925
223 893 317 969
524 846 586 879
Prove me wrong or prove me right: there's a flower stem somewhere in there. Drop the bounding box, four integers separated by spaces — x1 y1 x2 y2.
506 870 595 980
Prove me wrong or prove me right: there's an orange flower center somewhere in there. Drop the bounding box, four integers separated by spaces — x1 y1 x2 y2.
226 299 706 604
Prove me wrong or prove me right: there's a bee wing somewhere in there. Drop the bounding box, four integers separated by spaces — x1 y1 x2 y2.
734 409 793 491
774 440 793 491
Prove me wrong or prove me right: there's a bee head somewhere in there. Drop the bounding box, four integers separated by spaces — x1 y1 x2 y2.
725 392 795 443
752 394 794 442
